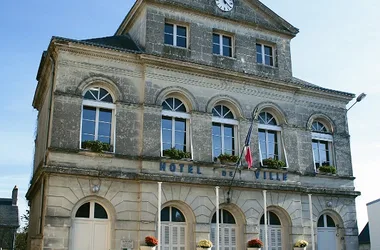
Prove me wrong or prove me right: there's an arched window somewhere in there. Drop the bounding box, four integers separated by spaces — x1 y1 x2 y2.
258 112 282 162
210 209 236 250
81 87 115 152
317 214 335 228
161 206 186 250
71 201 110 249
311 120 334 172
212 105 238 158
259 211 282 250
161 97 191 156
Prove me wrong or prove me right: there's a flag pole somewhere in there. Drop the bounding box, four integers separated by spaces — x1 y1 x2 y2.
263 190 268 250
215 186 220 250
227 117 254 202
309 194 315 250
157 182 162 250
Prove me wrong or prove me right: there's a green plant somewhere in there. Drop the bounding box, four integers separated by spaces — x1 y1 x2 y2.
163 148 191 159
197 239 213 248
218 154 239 163
82 140 111 153
294 240 308 247
318 165 336 174
247 238 263 247
262 158 286 169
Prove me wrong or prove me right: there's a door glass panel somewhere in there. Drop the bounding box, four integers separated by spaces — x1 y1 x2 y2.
326 215 335 227
161 207 170 221
317 216 324 227
172 207 185 222
94 203 108 219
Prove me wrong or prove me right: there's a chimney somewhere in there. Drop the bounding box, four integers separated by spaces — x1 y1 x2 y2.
12 186 18 206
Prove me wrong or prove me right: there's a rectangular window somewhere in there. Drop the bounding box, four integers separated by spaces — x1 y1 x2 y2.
256 43 274 66
312 139 331 169
212 123 235 157
213 33 233 57
81 106 113 150
164 23 187 48
162 116 187 152
259 129 279 160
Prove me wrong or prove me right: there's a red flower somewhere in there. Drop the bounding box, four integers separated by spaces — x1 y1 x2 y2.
145 236 158 246
247 239 263 247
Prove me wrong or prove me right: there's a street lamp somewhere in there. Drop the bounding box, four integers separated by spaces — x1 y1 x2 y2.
347 93 367 111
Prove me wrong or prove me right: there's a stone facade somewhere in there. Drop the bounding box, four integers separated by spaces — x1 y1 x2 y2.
27 0 360 250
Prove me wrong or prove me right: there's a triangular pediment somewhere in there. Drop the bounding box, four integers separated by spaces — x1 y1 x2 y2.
116 0 298 36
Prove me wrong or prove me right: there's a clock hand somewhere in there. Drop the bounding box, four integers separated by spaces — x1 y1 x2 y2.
224 0 233 8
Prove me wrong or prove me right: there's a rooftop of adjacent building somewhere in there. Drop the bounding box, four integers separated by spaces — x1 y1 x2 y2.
366 198 380 206
358 222 370 245
0 186 19 228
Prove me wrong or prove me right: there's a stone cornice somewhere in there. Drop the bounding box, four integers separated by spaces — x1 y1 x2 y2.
38 164 360 198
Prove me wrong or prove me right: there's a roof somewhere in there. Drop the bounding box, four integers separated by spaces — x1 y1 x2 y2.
0 199 19 228
367 198 380 206
359 222 370 244
53 34 143 54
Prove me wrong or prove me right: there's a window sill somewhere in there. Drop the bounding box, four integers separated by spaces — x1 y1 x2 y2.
164 44 189 50
256 63 277 69
315 172 338 178
79 149 115 158
160 157 193 163
212 54 236 60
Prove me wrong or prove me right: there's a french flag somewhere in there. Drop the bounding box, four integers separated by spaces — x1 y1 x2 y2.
244 120 253 169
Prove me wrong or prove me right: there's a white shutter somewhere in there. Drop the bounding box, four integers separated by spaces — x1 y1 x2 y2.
231 227 236 250
275 227 282 249
280 132 288 168
161 224 170 250
270 228 276 249
211 225 216 250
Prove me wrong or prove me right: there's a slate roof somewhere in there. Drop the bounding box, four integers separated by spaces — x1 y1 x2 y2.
47 35 354 98
359 222 370 244
0 199 19 228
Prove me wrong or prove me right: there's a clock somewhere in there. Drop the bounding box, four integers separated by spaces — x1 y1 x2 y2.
215 0 234 12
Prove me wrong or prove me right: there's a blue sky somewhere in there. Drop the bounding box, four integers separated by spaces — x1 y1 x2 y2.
0 0 379 232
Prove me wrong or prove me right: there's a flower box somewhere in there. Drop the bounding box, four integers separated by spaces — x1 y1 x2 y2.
247 248 261 250
293 248 306 250
140 246 156 250
196 248 211 250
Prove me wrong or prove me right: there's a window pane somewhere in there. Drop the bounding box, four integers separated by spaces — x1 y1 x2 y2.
175 119 186 131
174 144 186 151
161 207 170 221
162 100 171 110
213 105 222 116
98 122 111 137
99 109 112 122
94 203 108 219
213 136 221 149
265 55 273 66
264 46 272 56
164 34 174 45
82 120 95 134
175 131 186 145
75 202 90 218
165 23 174 34
269 212 281 225
101 93 113 103
213 148 222 158
317 216 324 227
177 26 187 37
162 130 172 144
224 137 233 153
84 91 97 100
222 210 235 224
98 136 111 144
176 36 187 48
89 88 99 100
82 134 95 143
256 53 263 63
163 143 172 150
212 124 221 135
83 106 96 120
223 106 233 118
162 117 172 129
224 125 234 137
326 215 335 227
223 36 232 46
223 46 232 57
172 207 186 222
213 34 220 44
213 44 220 54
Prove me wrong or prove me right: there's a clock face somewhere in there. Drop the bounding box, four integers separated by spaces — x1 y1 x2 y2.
215 0 234 12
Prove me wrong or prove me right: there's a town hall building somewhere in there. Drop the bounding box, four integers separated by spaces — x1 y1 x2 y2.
27 0 360 249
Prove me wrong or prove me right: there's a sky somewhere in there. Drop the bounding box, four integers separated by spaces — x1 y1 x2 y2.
0 0 379 232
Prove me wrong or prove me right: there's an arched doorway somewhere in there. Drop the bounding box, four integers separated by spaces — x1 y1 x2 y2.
71 201 110 250
317 214 337 250
161 206 186 250
260 211 282 250
210 209 237 250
